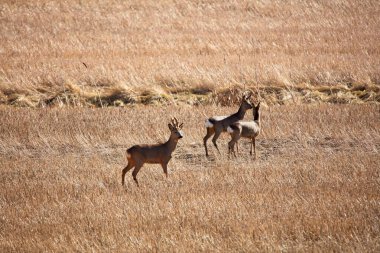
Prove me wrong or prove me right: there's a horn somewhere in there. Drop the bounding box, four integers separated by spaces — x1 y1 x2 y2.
169 117 175 127
174 117 179 127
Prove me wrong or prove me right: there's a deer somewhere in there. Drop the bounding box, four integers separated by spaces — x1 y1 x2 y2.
121 117 184 187
203 93 253 156
227 102 261 158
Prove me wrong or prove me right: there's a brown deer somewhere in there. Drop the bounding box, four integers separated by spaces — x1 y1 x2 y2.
227 102 261 158
203 93 253 156
122 118 184 186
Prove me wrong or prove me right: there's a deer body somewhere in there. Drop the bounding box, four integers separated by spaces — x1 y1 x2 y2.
127 141 177 164
122 118 183 186
203 94 252 156
227 102 261 158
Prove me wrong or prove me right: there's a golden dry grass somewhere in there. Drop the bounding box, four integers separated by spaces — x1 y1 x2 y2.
0 0 380 106
1 104 379 252
1 0 380 251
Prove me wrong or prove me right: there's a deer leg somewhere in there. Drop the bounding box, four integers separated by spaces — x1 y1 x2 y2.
122 162 134 186
203 127 214 157
161 162 168 178
250 138 253 156
236 141 239 154
229 129 240 158
228 140 236 158
228 140 232 155
212 130 222 154
253 138 256 159
132 163 143 187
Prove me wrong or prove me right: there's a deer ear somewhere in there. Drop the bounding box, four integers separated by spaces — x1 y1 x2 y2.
168 124 173 130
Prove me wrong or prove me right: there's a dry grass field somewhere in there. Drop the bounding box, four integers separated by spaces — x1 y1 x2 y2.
1 0 380 252
0 0 379 106
1 104 379 252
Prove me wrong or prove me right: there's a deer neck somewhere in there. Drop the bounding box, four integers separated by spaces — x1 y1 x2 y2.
235 106 247 120
165 135 179 153
254 109 260 125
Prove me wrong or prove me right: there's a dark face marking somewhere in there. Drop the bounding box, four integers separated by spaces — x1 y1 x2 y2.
243 99 253 109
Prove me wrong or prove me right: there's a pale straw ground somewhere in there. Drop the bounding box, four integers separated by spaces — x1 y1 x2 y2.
1 0 380 251
0 0 379 106
0 104 379 252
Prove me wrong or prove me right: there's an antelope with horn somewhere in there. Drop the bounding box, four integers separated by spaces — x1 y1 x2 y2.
227 102 261 158
122 117 184 186
203 93 253 156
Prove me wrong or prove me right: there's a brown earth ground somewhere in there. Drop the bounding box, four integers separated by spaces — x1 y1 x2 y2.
1 104 379 252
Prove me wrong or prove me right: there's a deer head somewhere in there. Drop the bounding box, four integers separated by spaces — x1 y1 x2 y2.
240 92 253 111
168 117 184 141
253 102 261 121
253 102 260 113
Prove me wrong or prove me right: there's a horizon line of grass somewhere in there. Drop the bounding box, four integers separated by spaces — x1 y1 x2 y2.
0 82 379 108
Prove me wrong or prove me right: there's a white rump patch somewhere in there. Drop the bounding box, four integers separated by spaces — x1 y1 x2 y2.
205 119 214 128
227 126 234 133
126 152 131 159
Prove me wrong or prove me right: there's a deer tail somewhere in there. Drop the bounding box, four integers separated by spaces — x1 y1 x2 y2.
205 118 216 128
126 147 134 160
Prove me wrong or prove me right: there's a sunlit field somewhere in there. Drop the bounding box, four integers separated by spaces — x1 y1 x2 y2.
1 105 379 251
1 0 380 252
0 0 379 106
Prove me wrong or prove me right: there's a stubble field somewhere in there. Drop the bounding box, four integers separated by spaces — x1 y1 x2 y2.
1 104 379 252
0 0 379 106
1 0 380 252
